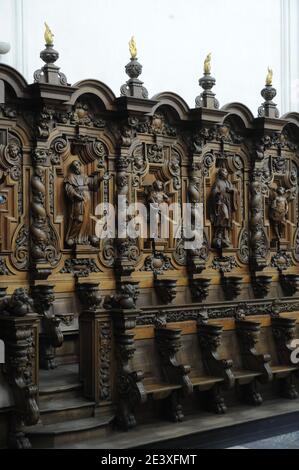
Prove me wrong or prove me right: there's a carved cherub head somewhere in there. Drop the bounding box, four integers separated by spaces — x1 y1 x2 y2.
7 142 20 160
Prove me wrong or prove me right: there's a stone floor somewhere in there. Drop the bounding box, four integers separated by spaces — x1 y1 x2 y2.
229 431 299 449
59 398 299 449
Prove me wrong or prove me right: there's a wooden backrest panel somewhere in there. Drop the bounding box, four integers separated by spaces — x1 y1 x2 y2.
131 338 164 384
218 330 242 369
176 334 205 377
255 327 279 365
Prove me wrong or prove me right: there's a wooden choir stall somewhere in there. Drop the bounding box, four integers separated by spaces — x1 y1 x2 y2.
0 31 299 448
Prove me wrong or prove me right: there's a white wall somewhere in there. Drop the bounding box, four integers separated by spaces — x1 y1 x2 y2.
0 0 296 115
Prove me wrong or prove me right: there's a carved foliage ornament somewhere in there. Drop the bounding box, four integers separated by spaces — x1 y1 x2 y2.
60 258 101 277
142 252 173 275
128 114 176 137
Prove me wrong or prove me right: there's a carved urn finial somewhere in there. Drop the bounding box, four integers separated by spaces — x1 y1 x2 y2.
33 22 68 86
120 36 148 99
195 53 219 109
258 67 279 118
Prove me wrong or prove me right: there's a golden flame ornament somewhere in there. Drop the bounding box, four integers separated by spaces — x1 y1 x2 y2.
266 67 273 86
44 22 54 46
204 53 212 74
129 36 137 59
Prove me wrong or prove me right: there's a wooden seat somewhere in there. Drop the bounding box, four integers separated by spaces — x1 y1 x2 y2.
234 370 262 380
217 318 272 405
190 376 224 389
256 316 299 399
144 382 181 394
176 322 234 414
130 326 192 423
271 365 298 374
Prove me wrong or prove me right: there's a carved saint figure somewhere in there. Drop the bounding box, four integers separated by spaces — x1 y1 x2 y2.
64 160 103 247
269 186 295 242
146 180 169 241
209 168 238 249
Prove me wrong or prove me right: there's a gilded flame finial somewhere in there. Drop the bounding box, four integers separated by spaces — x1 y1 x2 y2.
266 67 273 86
129 36 137 59
44 22 54 46
204 53 212 74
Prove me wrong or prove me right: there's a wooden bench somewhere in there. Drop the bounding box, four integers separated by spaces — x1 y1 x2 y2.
256 316 299 399
216 318 272 405
131 325 193 422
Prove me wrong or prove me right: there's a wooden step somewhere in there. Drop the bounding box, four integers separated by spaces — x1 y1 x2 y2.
39 364 82 402
25 413 115 448
40 397 96 425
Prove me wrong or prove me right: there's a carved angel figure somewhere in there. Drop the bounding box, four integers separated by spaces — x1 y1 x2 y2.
64 160 105 247
269 186 296 242
209 168 238 249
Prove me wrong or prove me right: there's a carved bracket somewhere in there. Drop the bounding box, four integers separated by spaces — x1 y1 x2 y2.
280 274 299 297
154 279 177 305
197 323 234 389
236 318 272 384
221 275 242 301
112 309 146 430
155 327 193 398
252 275 272 299
190 277 211 302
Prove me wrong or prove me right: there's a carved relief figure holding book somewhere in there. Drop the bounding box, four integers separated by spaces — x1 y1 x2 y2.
64 159 104 247
209 168 238 249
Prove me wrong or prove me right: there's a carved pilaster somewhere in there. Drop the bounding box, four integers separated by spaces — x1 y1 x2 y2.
31 284 63 370
115 154 136 278
30 149 59 280
111 307 146 430
0 289 39 449
187 153 209 275
77 282 112 405
250 166 269 271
